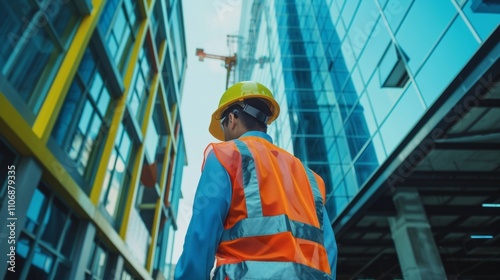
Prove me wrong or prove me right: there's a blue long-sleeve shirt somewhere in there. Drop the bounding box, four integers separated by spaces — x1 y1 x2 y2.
174 131 337 279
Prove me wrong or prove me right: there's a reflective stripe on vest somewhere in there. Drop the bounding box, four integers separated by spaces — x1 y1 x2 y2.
220 214 324 245
234 139 263 218
213 137 331 277
213 261 333 280
305 167 324 230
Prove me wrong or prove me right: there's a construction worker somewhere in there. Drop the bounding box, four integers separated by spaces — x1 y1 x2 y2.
175 81 337 279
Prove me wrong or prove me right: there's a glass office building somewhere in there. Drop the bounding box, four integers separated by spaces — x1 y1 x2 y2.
238 0 500 278
0 0 187 279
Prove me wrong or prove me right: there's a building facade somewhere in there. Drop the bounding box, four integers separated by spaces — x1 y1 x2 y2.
238 0 500 278
0 0 187 279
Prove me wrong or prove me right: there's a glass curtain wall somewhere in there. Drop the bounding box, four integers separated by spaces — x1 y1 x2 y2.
237 0 500 220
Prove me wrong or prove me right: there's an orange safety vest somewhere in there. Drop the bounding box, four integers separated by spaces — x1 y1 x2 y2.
204 136 332 280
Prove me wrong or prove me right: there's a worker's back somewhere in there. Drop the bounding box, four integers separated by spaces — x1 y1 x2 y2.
207 135 333 280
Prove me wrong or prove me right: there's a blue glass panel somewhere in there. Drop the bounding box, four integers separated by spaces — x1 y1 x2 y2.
358 18 391 82
0 1 35 67
25 188 47 234
330 163 343 189
395 0 456 73
380 84 425 154
129 93 140 119
119 131 132 162
145 121 159 161
28 246 54 278
61 216 78 258
336 134 351 165
17 235 31 259
124 0 137 24
344 168 358 195
341 0 359 28
88 115 102 141
416 16 479 106
105 170 122 216
78 48 97 85
358 92 377 134
112 8 127 41
69 130 83 160
354 142 379 187
347 0 378 60
98 0 120 34
90 72 103 101
116 27 132 64
383 0 414 33
136 73 146 95
78 101 93 134
97 89 111 116
462 1 500 41
55 264 70 279
52 82 83 145
7 26 56 105
106 35 118 59
116 124 124 144
344 104 371 158
378 44 399 84
372 132 387 164
334 195 349 214
366 73 405 125
41 201 68 249
49 0 79 43
334 180 347 198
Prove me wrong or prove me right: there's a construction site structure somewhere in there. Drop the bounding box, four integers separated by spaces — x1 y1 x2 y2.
195 35 240 89
195 48 236 89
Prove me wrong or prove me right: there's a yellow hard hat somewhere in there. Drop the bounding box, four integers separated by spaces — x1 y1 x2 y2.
209 81 280 140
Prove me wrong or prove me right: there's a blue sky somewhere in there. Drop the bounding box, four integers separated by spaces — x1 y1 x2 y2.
172 0 242 263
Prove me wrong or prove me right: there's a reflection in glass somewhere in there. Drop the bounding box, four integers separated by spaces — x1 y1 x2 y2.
101 124 134 222
0 0 81 114
380 85 424 154
25 188 47 233
51 46 112 188
395 0 455 72
41 202 68 249
415 16 478 106
28 245 54 279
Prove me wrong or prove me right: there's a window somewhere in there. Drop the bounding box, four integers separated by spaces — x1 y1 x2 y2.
0 0 81 114
128 44 154 124
14 184 80 279
169 2 186 83
378 43 409 88
85 242 111 280
462 0 500 41
471 0 500 13
51 46 113 191
163 52 178 116
98 0 141 73
144 94 169 172
100 123 136 227
121 269 135 280
152 0 167 53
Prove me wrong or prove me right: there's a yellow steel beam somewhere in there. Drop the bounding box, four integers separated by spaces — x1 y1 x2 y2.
89 17 149 205
119 72 159 240
0 94 153 280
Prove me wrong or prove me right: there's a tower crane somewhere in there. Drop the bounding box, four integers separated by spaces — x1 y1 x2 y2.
196 35 240 89
195 35 269 89
195 48 236 90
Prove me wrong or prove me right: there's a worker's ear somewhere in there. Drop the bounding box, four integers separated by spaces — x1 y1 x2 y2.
229 113 238 128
